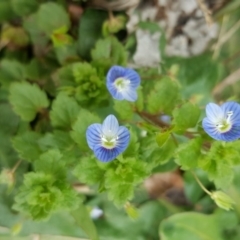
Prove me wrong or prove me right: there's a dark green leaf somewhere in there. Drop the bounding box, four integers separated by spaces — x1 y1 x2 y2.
78 9 108 60
9 82 49 121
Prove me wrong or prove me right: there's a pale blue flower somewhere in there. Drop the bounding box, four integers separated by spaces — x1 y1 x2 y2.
202 102 240 141
86 115 130 162
106 65 140 102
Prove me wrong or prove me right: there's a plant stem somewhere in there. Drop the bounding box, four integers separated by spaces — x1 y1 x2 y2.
191 171 212 196
11 160 22 174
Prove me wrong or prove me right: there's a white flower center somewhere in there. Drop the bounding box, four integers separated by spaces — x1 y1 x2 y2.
216 111 233 133
101 130 118 149
114 77 130 92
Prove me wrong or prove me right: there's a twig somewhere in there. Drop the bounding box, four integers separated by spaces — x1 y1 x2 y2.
196 0 213 26
212 68 240 98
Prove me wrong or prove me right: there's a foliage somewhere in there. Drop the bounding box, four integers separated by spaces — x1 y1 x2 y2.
1 1 240 240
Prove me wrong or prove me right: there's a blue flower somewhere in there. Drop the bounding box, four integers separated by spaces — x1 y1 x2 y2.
106 65 141 102
86 114 130 162
202 101 240 141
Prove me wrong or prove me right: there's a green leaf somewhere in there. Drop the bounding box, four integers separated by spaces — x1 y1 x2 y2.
73 156 105 185
34 149 66 182
71 109 100 152
0 103 19 135
142 136 176 168
12 131 42 162
23 13 48 46
91 36 128 70
198 141 237 188
172 102 200 133
0 0 15 23
175 137 202 170
50 93 80 129
160 212 224 240
37 2 70 36
72 62 108 106
71 202 99 240
135 87 144 112
0 59 26 88
113 100 133 120
147 77 180 114
156 131 171 147
78 9 108 60
123 128 139 158
9 82 49 121
105 158 148 205
11 0 38 16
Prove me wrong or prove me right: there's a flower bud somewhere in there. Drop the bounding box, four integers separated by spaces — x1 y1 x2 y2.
211 191 235 211
124 202 139 220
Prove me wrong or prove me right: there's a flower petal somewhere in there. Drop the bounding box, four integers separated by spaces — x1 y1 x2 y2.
122 68 141 89
221 124 240 141
202 117 222 140
93 146 120 162
120 88 138 102
106 65 140 101
106 66 125 84
86 123 102 150
221 101 240 124
116 126 130 152
106 83 125 100
202 117 240 141
205 103 224 123
102 114 119 137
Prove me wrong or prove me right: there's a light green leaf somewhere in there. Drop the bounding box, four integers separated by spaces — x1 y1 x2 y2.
71 202 99 240
156 131 170 147
71 109 100 151
73 156 105 185
91 36 128 70
37 2 70 36
34 149 66 181
105 158 147 206
50 93 80 129
198 141 236 188
135 87 144 112
160 212 224 240
9 82 49 121
123 128 139 158
147 77 180 114
175 137 202 170
12 131 42 162
172 102 200 133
